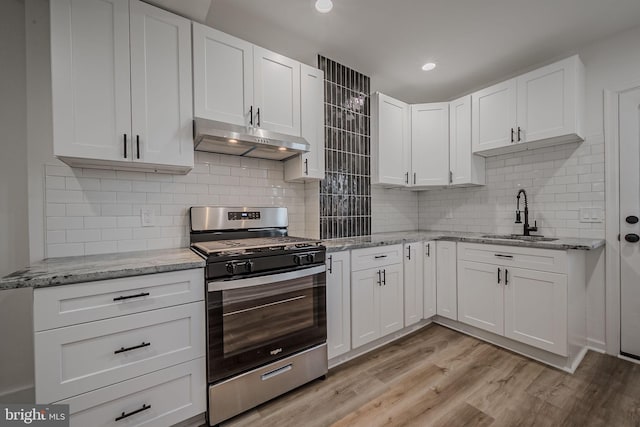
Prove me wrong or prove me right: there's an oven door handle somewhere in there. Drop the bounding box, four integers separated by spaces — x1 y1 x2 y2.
207 265 326 292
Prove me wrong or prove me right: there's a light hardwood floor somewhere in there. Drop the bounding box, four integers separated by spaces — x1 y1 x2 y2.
221 324 640 427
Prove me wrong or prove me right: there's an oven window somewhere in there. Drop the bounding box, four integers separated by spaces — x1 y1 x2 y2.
221 276 318 357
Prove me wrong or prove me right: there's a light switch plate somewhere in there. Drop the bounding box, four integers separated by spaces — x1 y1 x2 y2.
580 207 603 223
141 207 155 227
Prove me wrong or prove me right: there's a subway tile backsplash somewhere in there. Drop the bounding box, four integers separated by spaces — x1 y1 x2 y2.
44 152 306 257
318 55 371 239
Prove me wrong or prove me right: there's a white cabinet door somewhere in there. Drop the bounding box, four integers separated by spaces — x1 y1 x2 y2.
517 55 583 144
457 260 504 335
130 0 193 169
472 78 517 153
411 103 449 186
253 47 301 136
379 264 404 336
51 0 132 162
372 93 410 186
284 65 325 181
192 23 253 127
423 241 437 318
351 268 380 348
436 241 457 320
450 95 485 186
326 251 350 359
403 243 423 326
504 267 568 356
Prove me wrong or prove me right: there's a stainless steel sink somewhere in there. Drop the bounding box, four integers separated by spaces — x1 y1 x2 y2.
481 234 558 242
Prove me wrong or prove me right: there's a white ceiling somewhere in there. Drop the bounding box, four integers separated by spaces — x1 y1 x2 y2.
203 0 640 103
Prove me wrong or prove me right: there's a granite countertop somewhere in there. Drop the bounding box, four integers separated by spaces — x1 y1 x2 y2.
323 230 606 252
0 248 206 291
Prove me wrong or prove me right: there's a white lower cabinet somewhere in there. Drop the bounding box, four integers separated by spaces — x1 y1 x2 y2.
33 269 206 426
436 241 457 320
457 243 569 356
403 242 423 326
351 246 404 349
58 358 205 427
423 241 437 318
326 251 351 359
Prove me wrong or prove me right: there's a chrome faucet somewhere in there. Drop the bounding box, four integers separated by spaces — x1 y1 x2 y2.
515 189 538 236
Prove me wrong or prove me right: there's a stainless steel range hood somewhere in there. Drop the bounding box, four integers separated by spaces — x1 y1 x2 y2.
193 118 310 161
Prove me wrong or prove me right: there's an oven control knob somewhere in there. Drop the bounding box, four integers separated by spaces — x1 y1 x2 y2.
226 262 238 274
307 253 316 263
294 254 309 266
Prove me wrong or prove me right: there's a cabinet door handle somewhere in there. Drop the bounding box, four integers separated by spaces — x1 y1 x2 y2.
115 404 151 422
256 107 261 127
113 292 150 302
405 172 409 184
505 269 509 285
327 255 333 274
406 245 411 260
123 134 128 158
114 342 151 355
426 243 430 257
374 254 387 259
249 106 253 126
449 170 453 184
136 135 140 159
382 269 386 285
510 128 515 143
413 172 416 184
497 267 501 284
377 270 381 286
517 127 522 142
304 159 309 175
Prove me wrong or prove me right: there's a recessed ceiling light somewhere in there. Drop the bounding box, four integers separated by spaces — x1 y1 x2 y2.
278 147 287 151
421 62 437 71
315 0 333 13
228 139 238 144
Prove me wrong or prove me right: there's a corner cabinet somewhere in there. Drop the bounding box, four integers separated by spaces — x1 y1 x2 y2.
435 241 457 320
403 243 423 326
285 65 325 181
51 0 193 173
351 245 404 348
472 55 585 156
449 95 485 186
411 103 450 187
423 241 437 318
371 93 411 186
192 23 301 137
326 251 351 359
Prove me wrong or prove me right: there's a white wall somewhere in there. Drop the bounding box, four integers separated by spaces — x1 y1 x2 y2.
0 0 34 403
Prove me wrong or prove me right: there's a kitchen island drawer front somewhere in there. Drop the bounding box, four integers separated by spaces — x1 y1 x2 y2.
351 245 403 271
34 269 204 331
35 302 205 403
457 243 567 273
57 358 205 427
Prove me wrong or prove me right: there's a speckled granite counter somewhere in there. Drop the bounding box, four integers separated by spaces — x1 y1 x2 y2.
0 248 205 291
323 231 605 252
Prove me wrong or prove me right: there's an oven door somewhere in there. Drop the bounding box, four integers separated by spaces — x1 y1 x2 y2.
207 265 326 383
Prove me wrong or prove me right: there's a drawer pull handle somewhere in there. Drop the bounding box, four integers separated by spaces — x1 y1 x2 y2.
494 254 513 259
114 342 151 355
113 292 150 302
261 364 292 381
115 404 151 421
374 255 388 259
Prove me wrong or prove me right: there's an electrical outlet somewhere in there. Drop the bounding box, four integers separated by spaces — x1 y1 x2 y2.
580 207 603 223
141 207 155 227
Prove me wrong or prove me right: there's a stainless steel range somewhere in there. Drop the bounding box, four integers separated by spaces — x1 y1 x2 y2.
189 207 327 426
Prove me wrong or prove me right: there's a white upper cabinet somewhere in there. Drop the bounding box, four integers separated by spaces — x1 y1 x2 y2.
51 0 193 173
472 55 585 156
284 64 325 181
192 23 253 127
130 1 193 169
51 0 132 163
372 92 411 186
253 47 301 136
192 25 302 138
411 103 449 187
449 95 485 186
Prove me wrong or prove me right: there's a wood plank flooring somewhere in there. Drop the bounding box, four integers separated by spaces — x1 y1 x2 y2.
221 324 640 427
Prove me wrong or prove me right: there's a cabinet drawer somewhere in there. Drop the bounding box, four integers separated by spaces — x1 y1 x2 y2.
57 358 206 427
34 269 204 331
457 243 567 274
35 302 205 403
351 244 403 271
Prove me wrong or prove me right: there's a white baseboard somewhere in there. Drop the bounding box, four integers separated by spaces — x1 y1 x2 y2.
0 385 35 404
587 338 606 353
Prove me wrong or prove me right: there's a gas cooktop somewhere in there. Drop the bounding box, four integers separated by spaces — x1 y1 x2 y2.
192 236 322 257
